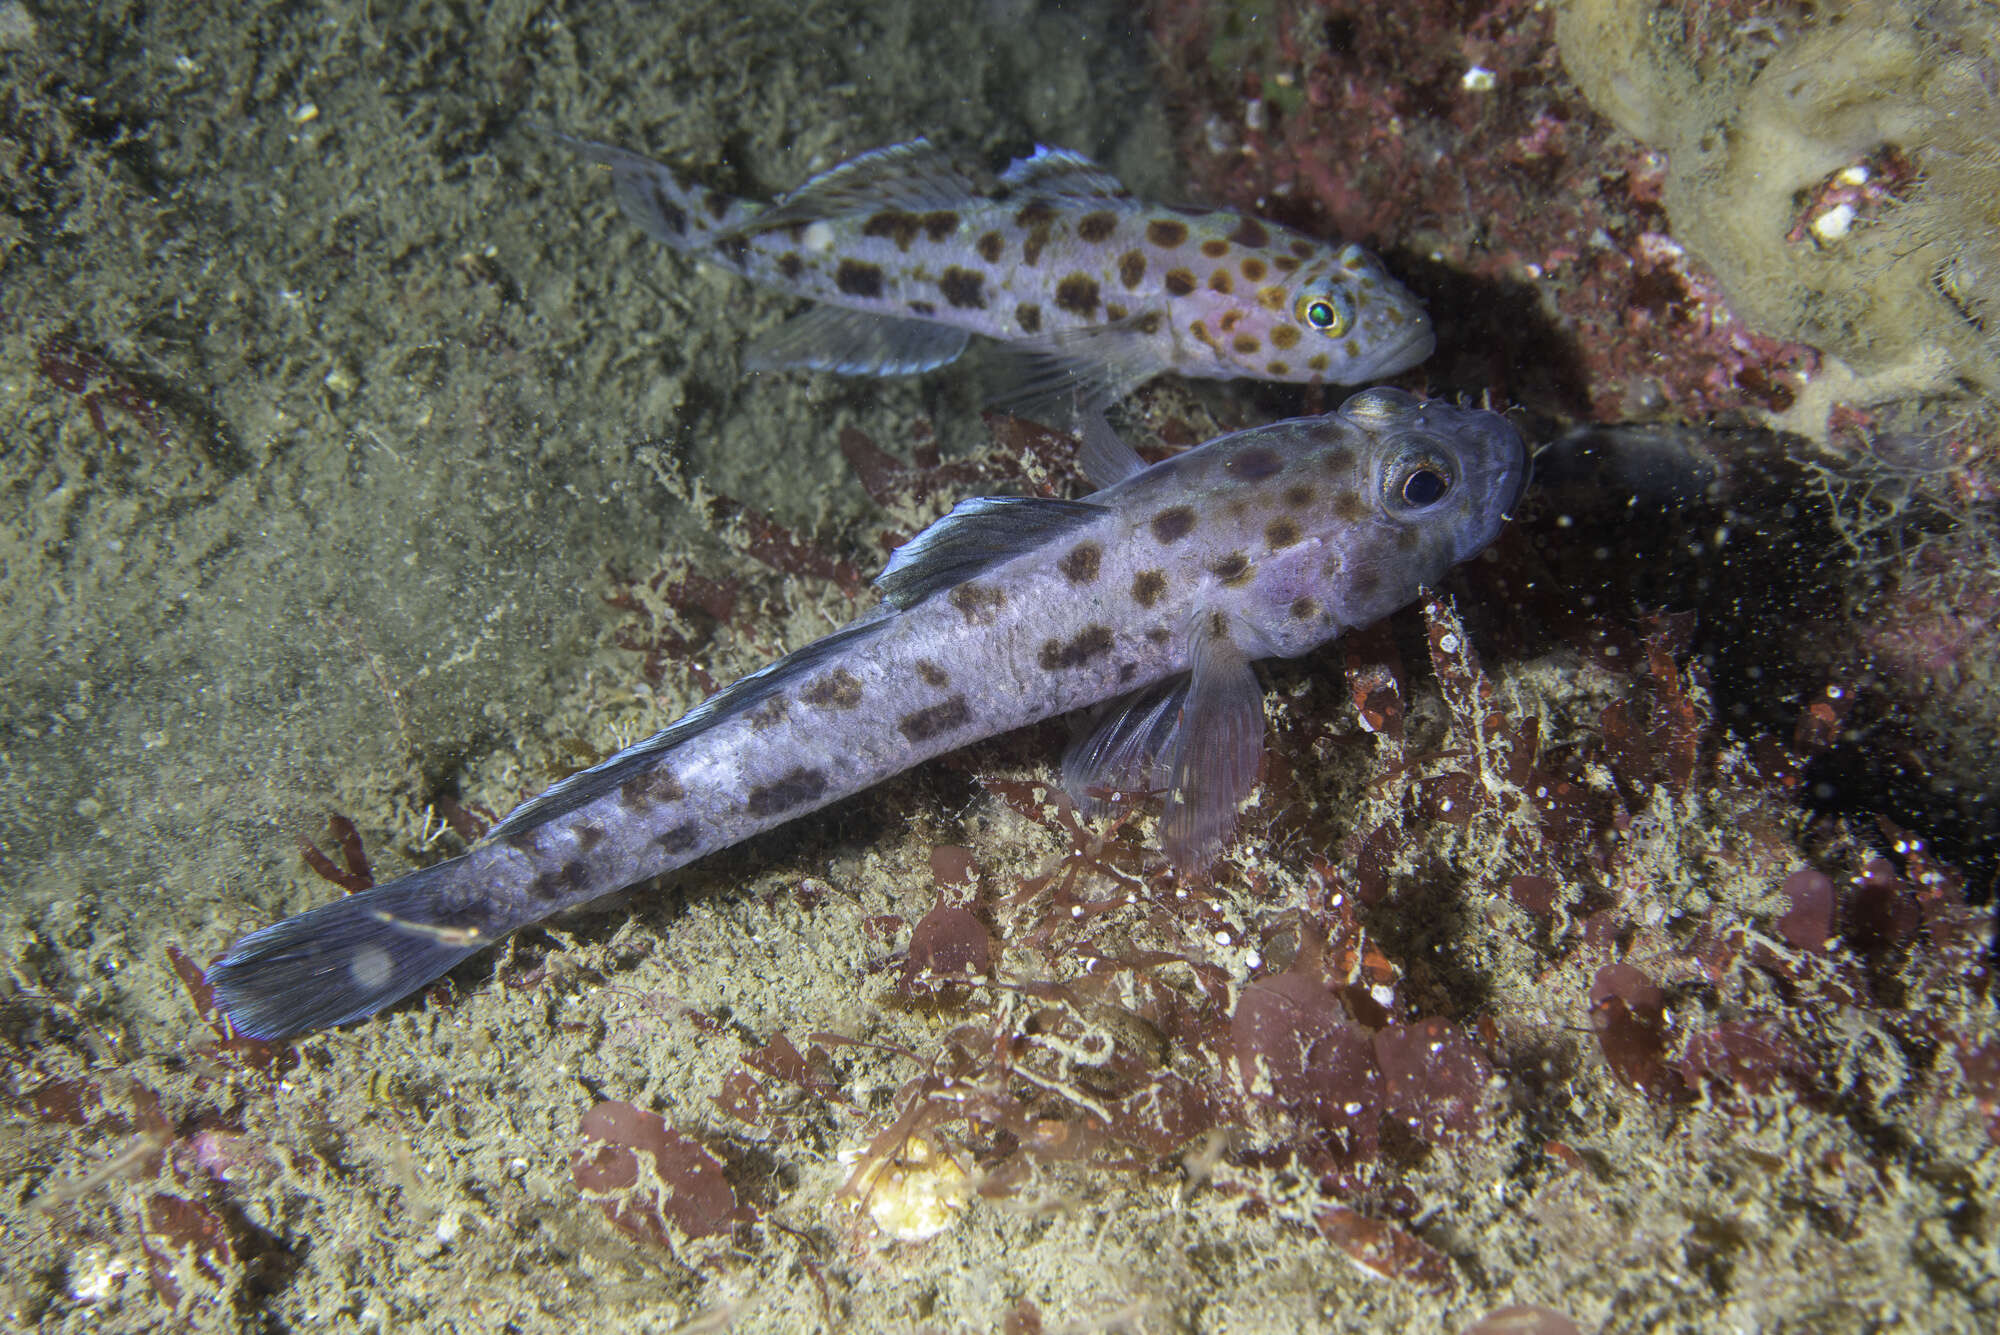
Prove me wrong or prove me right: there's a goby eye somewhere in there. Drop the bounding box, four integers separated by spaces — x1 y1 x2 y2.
1295 289 1353 336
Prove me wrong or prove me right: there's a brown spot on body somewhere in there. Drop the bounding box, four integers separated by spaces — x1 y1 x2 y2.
620 768 685 808
940 266 987 309
977 230 1006 263
1131 568 1167 607
836 259 885 297
776 251 804 280
1208 270 1233 295
899 695 972 742
1270 324 1301 350
802 668 864 710
863 209 923 251
1190 319 1215 347
656 823 701 855
1150 506 1196 543
1039 624 1115 670
529 861 590 903
916 659 951 688
1022 225 1053 266
1105 302 1128 320
1077 211 1119 243
746 767 827 818
1016 303 1042 333
1119 250 1146 288
1229 217 1270 248
908 299 937 316
1291 239 1316 258
1119 662 1139 683
1163 268 1196 296
1054 273 1100 318
1133 311 1163 335
1200 239 1229 259
1284 482 1317 507
1307 353 1331 373
748 697 788 730
1209 552 1253 586
1265 517 1302 550
1218 309 1244 333
1225 446 1283 480
1290 596 1320 621
1267 360 1290 376
922 210 959 241
1017 200 1059 229
1146 218 1188 248
1257 286 1286 312
1272 254 1301 273
1058 541 1103 584
1322 446 1357 473
1232 333 1261 355
574 824 605 853
1333 489 1370 522
949 581 1006 624
1209 611 1232 640
1240 256 1268 282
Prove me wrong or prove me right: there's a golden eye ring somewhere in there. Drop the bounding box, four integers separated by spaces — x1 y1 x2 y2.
1295 290 1354 336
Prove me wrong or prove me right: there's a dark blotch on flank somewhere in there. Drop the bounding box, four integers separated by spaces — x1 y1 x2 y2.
1240 256 1268 282
1200 238 1229 259
863 210 923 251
940 266 986 309
1163 268 1196 296
1225 446 1283 480
950 581 1006 624
1209 552 1253 586
775 251 803 280
1265 516 1303 550
1119 250 1146 288
1058 541 1103 584
802 668 864 710
1039 624 1115 671
1016 303 1042 334
899 695 972 743
977 230 1006 263
1150 506 1196 543
1146 218 1189 248
1133 311 1163 335
1290 596 1320 620
620 767 686 808
1131 568 1167 608
1229 217 1271 248
836 259 885 297
1022 224 1053 267
529 861 590 903
1284 482 1317 507
1077 210 1119 242
916 659 951 687
909 299 937 316
1054 273 1101 317
1016 200 1059 229
748 697 788 730
1208 269 1233 294
574 824 605 853
922 210 959 241
746 767 827 818
656 822 701 855
1333 489 1370 523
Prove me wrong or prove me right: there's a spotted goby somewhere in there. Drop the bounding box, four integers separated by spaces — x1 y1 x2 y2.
207 389 1523 1040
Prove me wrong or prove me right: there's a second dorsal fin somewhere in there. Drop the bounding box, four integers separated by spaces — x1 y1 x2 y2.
735 139 981 235
875 496 1107 610
998 145 1132 201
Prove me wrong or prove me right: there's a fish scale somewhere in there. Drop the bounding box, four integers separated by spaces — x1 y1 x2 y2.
207 389 1524 1040
566 136 1435 412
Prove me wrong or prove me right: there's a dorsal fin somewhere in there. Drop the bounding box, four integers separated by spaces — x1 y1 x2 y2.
876 495 1107 610
998 146 1131 201
733 138 980 234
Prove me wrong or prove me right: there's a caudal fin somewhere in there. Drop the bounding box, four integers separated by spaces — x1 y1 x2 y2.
206 860 493 1040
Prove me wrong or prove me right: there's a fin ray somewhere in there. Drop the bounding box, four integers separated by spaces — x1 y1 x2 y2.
746 306 971 377
999 146 1131 200
732 138 980 234
876 496 1106 610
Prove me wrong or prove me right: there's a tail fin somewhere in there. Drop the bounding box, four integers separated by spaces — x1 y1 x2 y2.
207 859 494 1040
558 133 753 254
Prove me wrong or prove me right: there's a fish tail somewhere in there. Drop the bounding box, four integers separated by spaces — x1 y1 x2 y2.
207 856 507 1040
559 133 753 255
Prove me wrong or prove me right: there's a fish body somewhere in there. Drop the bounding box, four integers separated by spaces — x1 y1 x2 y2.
208 389 1523 1040
569 137 1434 415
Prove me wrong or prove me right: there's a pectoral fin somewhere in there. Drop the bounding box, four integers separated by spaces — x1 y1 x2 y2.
746 305 971 376
1061 611 1266 870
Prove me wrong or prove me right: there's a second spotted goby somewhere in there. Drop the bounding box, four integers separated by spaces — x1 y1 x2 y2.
208 389 1523 1040
565 135 1435 421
